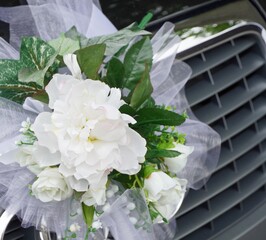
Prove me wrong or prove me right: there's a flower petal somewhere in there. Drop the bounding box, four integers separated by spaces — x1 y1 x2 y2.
63 54 82 80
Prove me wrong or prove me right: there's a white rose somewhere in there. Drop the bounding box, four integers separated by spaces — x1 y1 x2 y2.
144 171 187 222
31 57 147 190
32 167 73 202
164 143 194 174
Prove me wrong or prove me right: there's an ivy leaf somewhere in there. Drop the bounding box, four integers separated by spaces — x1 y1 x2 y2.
130 64 153 109
76 44 106 79
81 23 151 55
0 60 38 104
106 57 124 88
82 203 95 227
134 108 186 126
18 54 58 87
0 60 25 84
20 37 56 69
124 37 152 90
146 149 180 159
48 33 80 55
19 37 58 87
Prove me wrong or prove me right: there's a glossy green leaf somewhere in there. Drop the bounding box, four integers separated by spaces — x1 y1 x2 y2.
146 149 180 159
82 203 95 227
134 108 186 126
130 64 153 109
106 57 124 88
124 37 152 90
76 44 106 79
119 104 136 116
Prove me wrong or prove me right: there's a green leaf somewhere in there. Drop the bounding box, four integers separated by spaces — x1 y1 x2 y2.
19 37 58 87
124 37 153 90
76 44 106 79
0 60 39 103
81 23 151 55
106 57 124 88
31 90 49 104
65 26 82 41
134 108 186 126
48 33 80 55
20 37 56 70
18 53 58 87
82 203 95 227
130 64 153 109
143 165 157 178
146 149 180 159
119 104 136 116
0 60 24 84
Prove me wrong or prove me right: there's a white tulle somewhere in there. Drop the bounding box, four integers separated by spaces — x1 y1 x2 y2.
0 0 221 239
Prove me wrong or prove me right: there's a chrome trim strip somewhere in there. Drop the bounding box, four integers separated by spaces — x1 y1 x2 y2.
0 210 14 240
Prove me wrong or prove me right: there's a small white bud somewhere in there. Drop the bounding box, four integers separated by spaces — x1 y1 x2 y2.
102 203 111 212
127 203 136 211
120 196 127 204
111 185 119 193
69 223 81 232
129 217 137 225
106 190 114 198
92 220 102 229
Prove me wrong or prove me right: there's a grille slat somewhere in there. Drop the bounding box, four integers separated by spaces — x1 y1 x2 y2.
217 123 266 171
183 188 266 240
193 73 266 124
187 37 256 79
175 168 266 239
176 147 266 218
212 95 266 142
176 28 266 239
186 49 264 107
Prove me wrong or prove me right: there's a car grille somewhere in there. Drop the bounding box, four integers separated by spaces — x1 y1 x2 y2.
174 24 266 240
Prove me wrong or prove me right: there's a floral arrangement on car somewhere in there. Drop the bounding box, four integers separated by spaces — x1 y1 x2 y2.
0 16 195 239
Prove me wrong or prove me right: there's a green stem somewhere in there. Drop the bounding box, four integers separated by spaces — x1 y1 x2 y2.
84 228 90 240
135 175 143 188
150 203 168 223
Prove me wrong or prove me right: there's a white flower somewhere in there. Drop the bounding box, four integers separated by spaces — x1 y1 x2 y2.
164 143 194 174
63 54 83 80
32 167 73 202
69 223 81 232
92 220 102 230
31 61 147 191
144 171 187 222
17 143 60 175
81 186 106 206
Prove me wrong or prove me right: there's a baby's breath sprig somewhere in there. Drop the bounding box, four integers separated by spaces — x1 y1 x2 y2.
16 118 37 146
